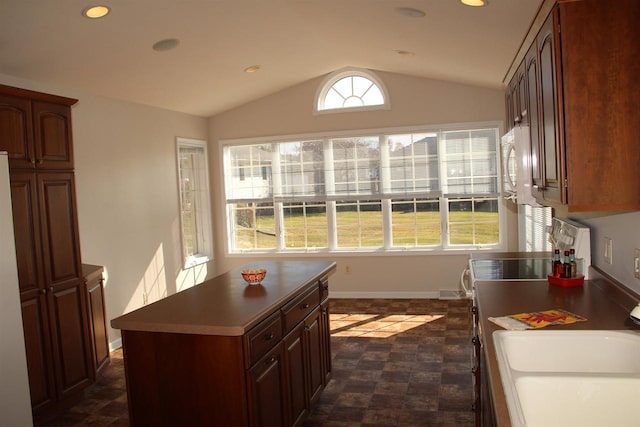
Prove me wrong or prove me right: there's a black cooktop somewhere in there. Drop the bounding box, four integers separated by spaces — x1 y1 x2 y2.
470 258 552 281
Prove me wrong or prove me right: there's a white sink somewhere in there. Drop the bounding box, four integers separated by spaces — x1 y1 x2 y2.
493 330 640 427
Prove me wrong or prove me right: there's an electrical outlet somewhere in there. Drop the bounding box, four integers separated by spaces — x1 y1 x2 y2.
604 237 613 264
345 265 351 274
635 248 640 279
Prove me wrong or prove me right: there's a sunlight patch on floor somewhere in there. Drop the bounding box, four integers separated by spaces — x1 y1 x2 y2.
329 313 445 338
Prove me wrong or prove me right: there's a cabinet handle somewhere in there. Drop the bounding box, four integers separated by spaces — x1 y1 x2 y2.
470 306 478 314
471 367 478 374
41 289 46 294
265 356 276 365
31 158 36 164
264 332 274 341
301 303 310 309
533 184 546 191
322 285 329 291
471 336 478 345
37 159 43 165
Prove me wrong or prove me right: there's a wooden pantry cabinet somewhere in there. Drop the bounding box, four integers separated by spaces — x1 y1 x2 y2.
0 84 94 424
506 0 640 212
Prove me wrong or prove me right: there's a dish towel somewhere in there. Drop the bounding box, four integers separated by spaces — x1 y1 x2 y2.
489 309 587 330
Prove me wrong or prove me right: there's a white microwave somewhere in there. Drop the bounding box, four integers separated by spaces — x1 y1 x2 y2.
501 126 540 206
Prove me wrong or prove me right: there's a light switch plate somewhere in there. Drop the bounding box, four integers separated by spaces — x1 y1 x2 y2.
635 248 640 279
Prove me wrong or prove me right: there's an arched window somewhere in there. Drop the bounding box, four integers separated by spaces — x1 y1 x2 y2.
315 68 389 113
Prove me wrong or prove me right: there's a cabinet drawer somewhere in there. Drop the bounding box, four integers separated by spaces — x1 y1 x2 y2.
282 285 320 334
318 276 329 302
246 311 282 366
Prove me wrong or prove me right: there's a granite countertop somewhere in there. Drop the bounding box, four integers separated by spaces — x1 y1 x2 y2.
110 260 336 337
475 269 640 426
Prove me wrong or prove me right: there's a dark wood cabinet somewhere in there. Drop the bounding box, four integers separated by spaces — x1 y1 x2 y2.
283 323 307 427
249 342 287 427
83 264 110 375
0 85 75 170
1 84 93 424
533 10 563 205
511 0 640 211
10 172 92 421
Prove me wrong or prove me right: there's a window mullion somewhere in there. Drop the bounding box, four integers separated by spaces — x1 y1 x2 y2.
323 139 337 249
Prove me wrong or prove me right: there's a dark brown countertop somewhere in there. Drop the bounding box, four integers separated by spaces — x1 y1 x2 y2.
110 260 336 337
475 269 640 426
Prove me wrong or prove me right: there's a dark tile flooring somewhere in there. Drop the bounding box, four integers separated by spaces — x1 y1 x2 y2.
43 298 474 427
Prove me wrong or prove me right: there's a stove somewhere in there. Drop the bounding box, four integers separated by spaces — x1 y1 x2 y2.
460 218 592 297
469 258 552 282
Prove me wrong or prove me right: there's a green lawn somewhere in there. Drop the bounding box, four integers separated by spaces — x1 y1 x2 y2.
234 211 498 249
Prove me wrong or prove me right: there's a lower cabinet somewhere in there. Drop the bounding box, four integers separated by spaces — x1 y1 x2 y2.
249 342 288 427
82 264 110 375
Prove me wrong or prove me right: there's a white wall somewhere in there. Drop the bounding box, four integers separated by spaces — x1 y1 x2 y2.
0 74 210 347
209 70 518 297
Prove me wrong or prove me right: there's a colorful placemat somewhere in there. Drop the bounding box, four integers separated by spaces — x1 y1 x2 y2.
489 309 587 330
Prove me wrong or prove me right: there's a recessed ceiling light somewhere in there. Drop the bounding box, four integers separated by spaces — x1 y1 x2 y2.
244 65 261 73
82 5 110 19
396 50 415 57
395 7 426 18
152 38 180 52
461 0 487 6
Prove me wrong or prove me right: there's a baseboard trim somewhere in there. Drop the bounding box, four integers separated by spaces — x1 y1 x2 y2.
109 337 122 352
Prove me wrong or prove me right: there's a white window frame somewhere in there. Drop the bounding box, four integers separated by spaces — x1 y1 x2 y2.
221 122 507 256
176 137 213 268
314 67 390 114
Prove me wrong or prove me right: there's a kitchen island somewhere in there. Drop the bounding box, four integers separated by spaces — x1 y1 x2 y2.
111 260 336 427
474 268 640 426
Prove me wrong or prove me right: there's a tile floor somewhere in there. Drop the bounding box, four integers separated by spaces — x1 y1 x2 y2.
42 298 474 427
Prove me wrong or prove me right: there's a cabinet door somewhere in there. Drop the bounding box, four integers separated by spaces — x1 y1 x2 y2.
0 94 35 169
535 10 565 204
525 43 543 192
304 308 324 406
320 299 332 385
32 102 74 169
37 173 92 397
87 276 110 374
283 323 308 427
249 343 287 427
10 173 57 409
517 62 528 126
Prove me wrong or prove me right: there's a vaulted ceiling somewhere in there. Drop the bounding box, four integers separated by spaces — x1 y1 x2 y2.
0 0 543 117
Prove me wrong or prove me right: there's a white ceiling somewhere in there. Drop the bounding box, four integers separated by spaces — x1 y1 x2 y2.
0 0 542 117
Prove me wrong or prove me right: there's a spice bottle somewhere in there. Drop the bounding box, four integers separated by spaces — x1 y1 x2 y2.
553 249 562 278
563 251 572 278
569 248 577 278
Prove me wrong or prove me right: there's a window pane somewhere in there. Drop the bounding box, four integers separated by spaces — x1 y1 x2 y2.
448 198 499 245
226 145 273 200
390 198 441 246
230 202 276 249
178 139 212 267
331 137 380 196
335 200 383 247
441 129 498 196
277 140 325 197
387 133 439 195
283 201 328 248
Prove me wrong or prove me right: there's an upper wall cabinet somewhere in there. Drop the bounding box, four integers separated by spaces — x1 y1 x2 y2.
506 0 640 212
0 85 76 170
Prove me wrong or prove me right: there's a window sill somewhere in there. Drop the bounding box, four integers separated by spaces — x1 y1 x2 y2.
183 255 211 269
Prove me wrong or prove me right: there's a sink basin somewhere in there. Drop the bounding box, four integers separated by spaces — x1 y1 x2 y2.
493 330 640 427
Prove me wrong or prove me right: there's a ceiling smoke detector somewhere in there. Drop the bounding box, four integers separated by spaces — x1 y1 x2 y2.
395 7 426 18
153 38 180 52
